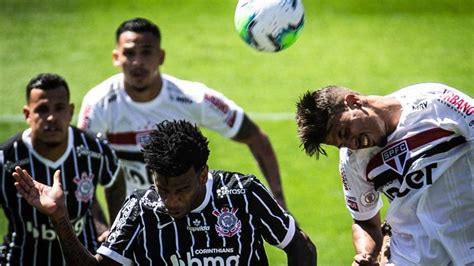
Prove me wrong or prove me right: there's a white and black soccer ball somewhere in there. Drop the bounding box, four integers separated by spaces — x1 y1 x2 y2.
234 0 305 52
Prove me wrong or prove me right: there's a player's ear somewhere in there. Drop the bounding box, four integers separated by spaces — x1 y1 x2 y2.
68 103 75 121
159 49 165 66
199 165 208 185
23 105 31 124
112 49 122 67
345 94 362 109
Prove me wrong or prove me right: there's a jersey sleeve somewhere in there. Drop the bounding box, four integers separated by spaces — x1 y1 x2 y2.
195 84 245 139
247 177 296 249
97 139 120 188
339 148 383 221
77 89 108 136
431 85 473 140
97 194 141 266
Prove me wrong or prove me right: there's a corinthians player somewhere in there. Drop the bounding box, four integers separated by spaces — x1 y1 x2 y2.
0 73 124 265
13 120 317 265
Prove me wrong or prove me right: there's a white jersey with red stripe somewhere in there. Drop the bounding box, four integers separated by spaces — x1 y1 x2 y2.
339 83 474 265
77 73 244 195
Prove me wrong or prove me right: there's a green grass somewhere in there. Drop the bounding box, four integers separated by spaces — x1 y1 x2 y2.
0 0 473 265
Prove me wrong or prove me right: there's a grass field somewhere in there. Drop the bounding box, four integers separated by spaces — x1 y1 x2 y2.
0 0 473 265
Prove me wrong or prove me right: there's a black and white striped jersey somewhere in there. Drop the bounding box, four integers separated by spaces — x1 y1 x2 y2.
0 126 120 266
98 170 296 265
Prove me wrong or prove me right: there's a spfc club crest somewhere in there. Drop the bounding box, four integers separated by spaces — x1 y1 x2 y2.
73 172 95 203
212 207 241 237
382 141 409 175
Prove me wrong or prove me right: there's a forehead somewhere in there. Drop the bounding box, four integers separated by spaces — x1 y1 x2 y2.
28 87 69 105
155 168 197 189
117 31 159 49
325 110 347 146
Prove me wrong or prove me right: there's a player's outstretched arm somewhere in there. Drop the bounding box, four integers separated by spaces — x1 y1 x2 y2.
284 229 317 265
351 213 383 266
12 166 119 266
232 114 287 209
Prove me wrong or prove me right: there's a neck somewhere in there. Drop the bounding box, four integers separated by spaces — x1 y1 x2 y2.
32 139 68 162
375 96 402 135
124 75 162 102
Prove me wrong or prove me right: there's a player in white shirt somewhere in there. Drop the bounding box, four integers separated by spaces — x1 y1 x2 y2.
77 17 287 208
296 83 473 265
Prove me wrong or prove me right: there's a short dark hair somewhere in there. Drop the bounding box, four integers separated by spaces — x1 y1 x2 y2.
115 17 161 44
26 73 70 102
295 85 357 158
143 120 210 177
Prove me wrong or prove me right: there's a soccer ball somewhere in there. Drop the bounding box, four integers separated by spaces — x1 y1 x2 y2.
234 0 305 52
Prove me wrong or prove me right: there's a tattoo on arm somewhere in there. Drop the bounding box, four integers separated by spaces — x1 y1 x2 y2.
52 215 99 265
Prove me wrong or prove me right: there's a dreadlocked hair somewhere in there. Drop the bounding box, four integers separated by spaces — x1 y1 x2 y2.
142 120 210 177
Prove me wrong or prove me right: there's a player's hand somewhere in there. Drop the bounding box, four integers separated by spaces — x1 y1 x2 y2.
97 229 110 243
352 253 379 266
379 235 391 265
12 166 66 220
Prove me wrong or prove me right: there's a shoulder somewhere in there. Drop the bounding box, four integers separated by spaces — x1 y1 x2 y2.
163 74 228 100
82 73 124 105
210 170 269 201
71 126 114 152
211 170 257 188
0 133 22 151
391 82 456 99
131 187 166 211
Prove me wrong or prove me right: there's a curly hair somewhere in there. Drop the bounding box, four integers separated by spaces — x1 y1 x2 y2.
142 120 210 177
295 85 357 158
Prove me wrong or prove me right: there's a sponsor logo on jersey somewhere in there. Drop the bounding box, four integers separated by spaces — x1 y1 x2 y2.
382 162 436 200
74 172 95 203
360 191 378 207
411 100 428 111
212 207 241 237
170 251 239 266
216 185 246 198
439 89 474 116
77 105 92 129
225 111 237 128
340 167 350 191
136 132 151 148
382 141 409 175
175 96 193 104
3 158 30 173
26 215 86 240
76 145 102 159
187 219 211 232
204 94 230 115
346 196 359 211
140 196 160 209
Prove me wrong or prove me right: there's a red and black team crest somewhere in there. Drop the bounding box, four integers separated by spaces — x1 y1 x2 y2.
212 207 241 237
382 140 409 175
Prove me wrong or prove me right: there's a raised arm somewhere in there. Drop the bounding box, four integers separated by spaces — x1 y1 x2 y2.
232 114 286 209
284 229 317 265
12 166 119 266
351 212 383 266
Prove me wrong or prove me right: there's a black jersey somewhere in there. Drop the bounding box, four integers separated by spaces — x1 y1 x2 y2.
0 126 120 266
98 170 296 265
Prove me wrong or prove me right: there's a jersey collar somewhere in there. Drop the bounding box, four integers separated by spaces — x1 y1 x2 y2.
191 173 213 213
